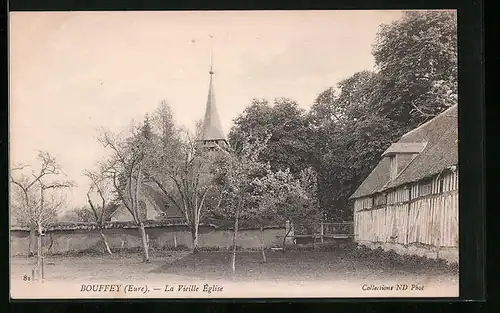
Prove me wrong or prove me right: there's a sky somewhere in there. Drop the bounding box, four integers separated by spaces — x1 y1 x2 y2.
9 10 403 209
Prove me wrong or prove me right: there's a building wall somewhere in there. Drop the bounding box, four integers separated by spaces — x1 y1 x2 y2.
10 225 286 256
353 169 459 263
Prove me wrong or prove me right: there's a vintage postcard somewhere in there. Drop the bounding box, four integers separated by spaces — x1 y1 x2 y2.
9 10 459 299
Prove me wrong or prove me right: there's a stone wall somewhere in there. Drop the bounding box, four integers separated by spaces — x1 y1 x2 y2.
10 225 287 256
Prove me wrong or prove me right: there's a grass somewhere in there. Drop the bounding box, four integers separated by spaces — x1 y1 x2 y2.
10 243 458 285
10 251 191 282
155 245 459 283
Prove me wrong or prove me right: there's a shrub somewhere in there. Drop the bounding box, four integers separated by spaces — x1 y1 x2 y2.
171 244 190 251
383 249 403 265
314 242 340 251
283 243 311 251
199 246 221 252
349 246 459 273
49 248 102 257
448 262 459 273
114 246 143 254
350 245 373 258
281 241 358 252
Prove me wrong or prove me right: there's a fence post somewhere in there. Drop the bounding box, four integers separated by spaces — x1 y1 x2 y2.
174 235 177 248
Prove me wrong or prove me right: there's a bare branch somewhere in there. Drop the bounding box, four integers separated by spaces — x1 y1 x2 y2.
87 192 100 222
42 181 76 190
10 150 74 229
11 163 31 172
409 103 437 118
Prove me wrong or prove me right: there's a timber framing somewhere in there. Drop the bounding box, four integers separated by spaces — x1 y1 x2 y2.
350 105 459 262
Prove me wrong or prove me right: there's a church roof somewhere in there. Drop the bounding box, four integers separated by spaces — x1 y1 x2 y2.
108 182 184 221
200 68 226 142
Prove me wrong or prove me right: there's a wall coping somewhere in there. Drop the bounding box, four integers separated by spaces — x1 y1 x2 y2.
10 220 285 232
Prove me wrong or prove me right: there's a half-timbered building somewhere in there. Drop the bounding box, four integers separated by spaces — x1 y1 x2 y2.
350 105 458 262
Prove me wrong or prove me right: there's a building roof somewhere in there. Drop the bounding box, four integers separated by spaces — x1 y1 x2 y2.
381 142 427 157
109 183 184 220
141 184 184 217
200 72 227 142
350 104 458 199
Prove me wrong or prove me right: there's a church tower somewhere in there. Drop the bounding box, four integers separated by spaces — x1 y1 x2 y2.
199 36 228 151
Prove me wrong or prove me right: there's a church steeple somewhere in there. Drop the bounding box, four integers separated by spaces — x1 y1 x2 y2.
209 36 214 76
199 35 228 151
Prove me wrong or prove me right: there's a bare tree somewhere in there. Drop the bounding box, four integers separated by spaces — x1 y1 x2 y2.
10 151 75 266
138 103 224 253
144 123 221 253
83 169 114 255
98 127 151 262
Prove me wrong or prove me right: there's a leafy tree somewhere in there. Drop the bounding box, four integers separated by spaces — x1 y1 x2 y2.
151 100 178 148
255 166 321 253
372 10 457 123
211 133 271 272
308 87 341 128
228 98 272 152
213 131 321 266
305 12 457 221
229 98 311 176
307 71 403 221
141 114 153 140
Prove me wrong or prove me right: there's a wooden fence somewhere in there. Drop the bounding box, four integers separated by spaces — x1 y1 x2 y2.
292 222 354 243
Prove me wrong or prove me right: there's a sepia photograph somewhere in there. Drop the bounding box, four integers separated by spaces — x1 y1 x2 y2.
9 10 459 299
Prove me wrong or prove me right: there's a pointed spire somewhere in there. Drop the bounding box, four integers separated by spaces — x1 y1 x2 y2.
200 35 227 147
209 34 214 76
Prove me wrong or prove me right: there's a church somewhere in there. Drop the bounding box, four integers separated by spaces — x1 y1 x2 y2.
109 52 228 222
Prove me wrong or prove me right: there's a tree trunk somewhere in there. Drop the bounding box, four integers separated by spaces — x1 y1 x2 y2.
138 223 149 263
99 229 113 255
282 227 292 254
37 223 42 279
320 221 324 243
28 227 36 257
36 225 42 268
260 225 266 263
231 200 240 275
191 225 199 254
37 187 44 279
